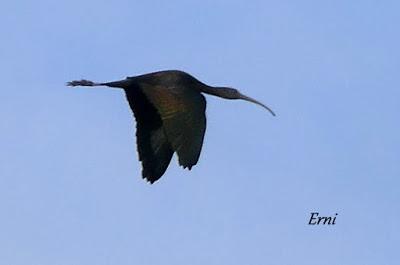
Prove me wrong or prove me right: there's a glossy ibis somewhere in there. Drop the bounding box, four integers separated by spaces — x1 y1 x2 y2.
67 70 275 183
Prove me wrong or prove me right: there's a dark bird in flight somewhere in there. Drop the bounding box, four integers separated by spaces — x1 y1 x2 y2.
68 70 275 183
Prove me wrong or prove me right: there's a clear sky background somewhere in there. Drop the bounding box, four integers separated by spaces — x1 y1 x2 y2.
1 0 399 264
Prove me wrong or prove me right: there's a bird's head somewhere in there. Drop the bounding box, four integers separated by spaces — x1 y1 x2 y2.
204 86 276 116
213 87 241 99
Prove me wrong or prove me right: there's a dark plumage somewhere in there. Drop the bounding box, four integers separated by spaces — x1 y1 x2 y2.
67 70 275 183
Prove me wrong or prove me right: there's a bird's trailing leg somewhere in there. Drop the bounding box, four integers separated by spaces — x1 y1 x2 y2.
67 78 132 89
67 79 103 87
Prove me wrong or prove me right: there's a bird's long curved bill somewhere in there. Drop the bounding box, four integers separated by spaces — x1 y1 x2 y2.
239 93 276 116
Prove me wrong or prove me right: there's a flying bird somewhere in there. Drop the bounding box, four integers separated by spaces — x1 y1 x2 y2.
67 70 275 183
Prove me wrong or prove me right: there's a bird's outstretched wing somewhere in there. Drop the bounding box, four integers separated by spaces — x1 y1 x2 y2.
139 84 207 170
125 88 174 183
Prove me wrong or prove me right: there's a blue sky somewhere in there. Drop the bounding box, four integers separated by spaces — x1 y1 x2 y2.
1 0 399 264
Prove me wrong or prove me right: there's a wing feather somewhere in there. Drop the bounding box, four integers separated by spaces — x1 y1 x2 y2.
140 84 207 169
125 88 174 183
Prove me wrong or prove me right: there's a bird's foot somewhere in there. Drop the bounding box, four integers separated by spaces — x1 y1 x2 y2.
66 79 96 87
